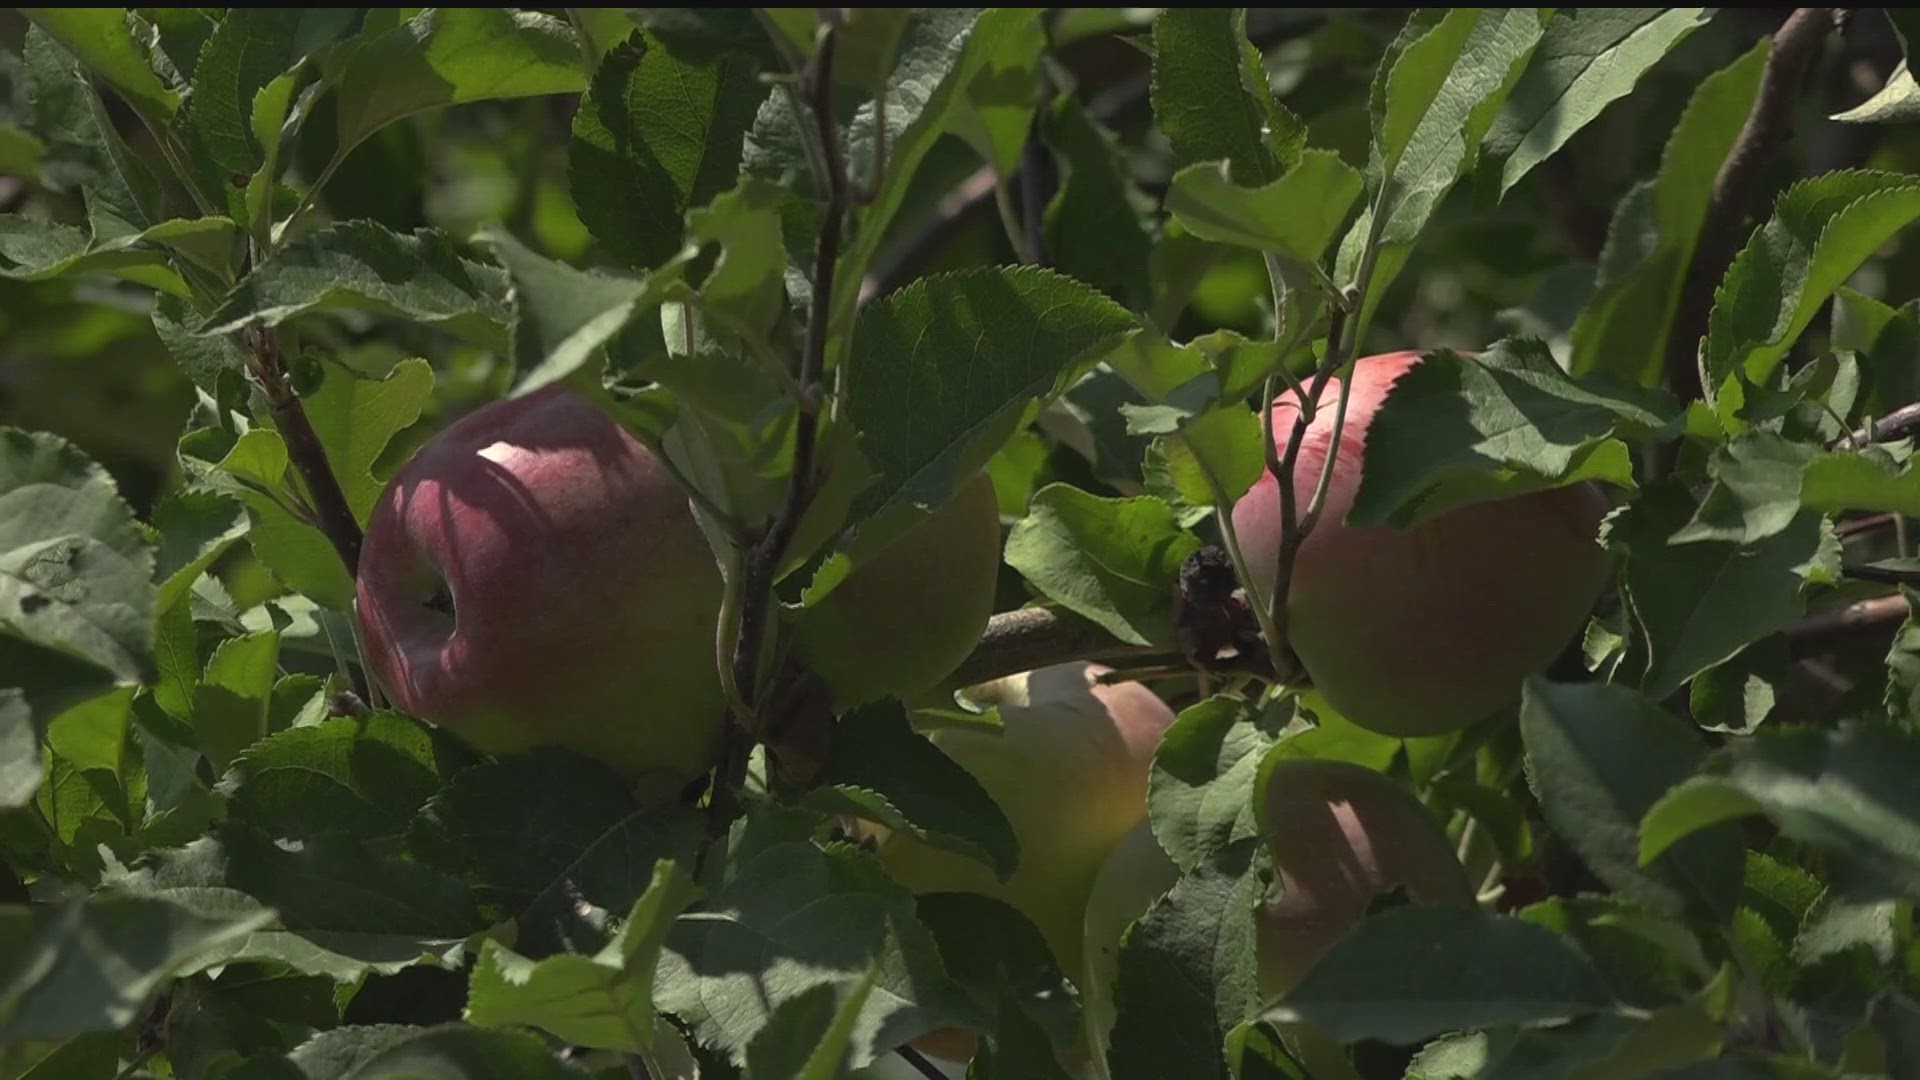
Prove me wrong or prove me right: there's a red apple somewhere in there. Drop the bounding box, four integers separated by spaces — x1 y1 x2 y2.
1231 350 1612 737
355 386 725 781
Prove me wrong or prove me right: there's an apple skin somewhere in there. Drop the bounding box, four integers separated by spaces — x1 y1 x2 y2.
1080 820 1178 1079
795 472 1002 710
355 386 725 781
1231 350 1612 737
876 662 1177 985
1257 757 1474 999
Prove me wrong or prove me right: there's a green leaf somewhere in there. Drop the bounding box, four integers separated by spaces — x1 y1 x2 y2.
915 892 1082 1061
1704 171 1920 415
806 701 1019 881
223 713 462 843
1272 905 1616 1046
0 429 155 685
150 489 250 616
475 227 682 395
1832 64 1920 125
825 10 1037 373
0 692 39 809
329 9 585 178
1004 486 1200 648
188 9 361 178
410 749 639 909
1164 152 1363 276
1482 9 1711 197
19 9 180 123
192 630 280 774
20 26 164 241
467 862 701 1052
1150 9 1301 183
0 216 239 296
292 1024 591 1079
201 222 510 344
1520 679 1742 925
298 356 433 522
1149 697 1281 874
654 808 983 1068
1108 840 1264 1080
515 807 707 960
1042 93 1155 309
0 893 274 1040
1340 8 1544 331
1346 340 1672 528
955 13 1047 178
1883 588 1920 726
569 31 767 270
1570 40 1766 386
1640 722 1920 903
1613 483 1830 699
743 967 884 1080
845 266 1137 522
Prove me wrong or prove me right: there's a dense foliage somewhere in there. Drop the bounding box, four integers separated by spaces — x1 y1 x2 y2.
9 7 1920 1079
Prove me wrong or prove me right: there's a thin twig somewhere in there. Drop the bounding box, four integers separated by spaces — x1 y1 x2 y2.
710 17 849 840
1664 8 1836 402
896 1045 951 1080
1265 302 1351 669
1836 401 1920 448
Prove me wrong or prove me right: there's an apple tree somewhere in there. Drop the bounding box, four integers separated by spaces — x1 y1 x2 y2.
8 7 1920 1080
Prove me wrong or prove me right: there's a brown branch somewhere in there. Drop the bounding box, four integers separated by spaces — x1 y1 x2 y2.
1786 594 1911 655
1664 8 1836 402
1842 562 1920 587
946 607 1163 690
240 326 362 579
1835 401 1920 449
710 19 849 839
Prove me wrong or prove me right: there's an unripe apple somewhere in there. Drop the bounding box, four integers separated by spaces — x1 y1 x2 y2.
1080 820 1177 1078
795 472 1002 710
1231 350 1611 737
876 662 1177 992
355 387 724 781
1257 757 1474 998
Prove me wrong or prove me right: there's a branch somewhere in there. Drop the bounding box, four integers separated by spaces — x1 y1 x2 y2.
239 326 363 579
946 607 1163 690
710 19 849 838
1663 8 1836 401
1842 562 1920 587
1787 593 1910 655
1835 401 1920 449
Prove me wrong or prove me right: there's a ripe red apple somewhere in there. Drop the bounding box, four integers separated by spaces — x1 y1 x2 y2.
1257 757 1474 997
355 386 726 781
873 662 1176 1065
795 472 1002 710
1231 350 1612 737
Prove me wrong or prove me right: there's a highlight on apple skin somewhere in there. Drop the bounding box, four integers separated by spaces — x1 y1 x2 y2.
355 386 726 782
795 471 1003 711
1231 349 1613 738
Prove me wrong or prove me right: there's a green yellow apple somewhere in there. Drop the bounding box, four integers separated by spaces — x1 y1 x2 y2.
1231 350 1612 737
874 662 1176 1067
795 472 1002 710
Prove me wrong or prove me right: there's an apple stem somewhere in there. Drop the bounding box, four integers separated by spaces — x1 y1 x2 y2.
710 12 851 840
